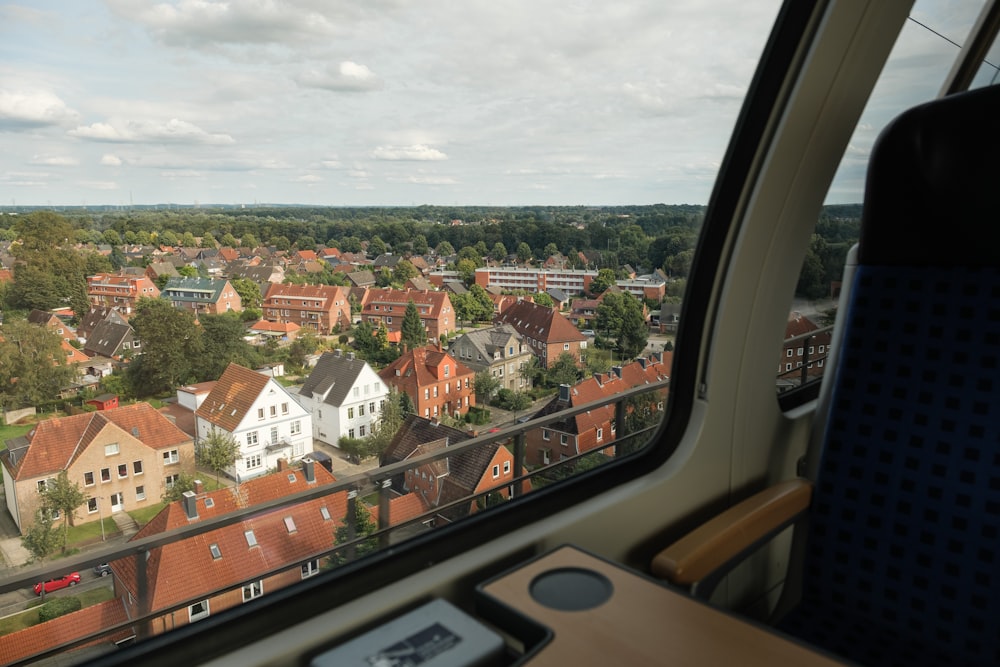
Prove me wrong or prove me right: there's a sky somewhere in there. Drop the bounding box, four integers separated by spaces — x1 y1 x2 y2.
0 0 991 208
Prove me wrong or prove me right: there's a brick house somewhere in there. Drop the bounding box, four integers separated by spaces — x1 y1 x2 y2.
448 324 534 392
379 345 475 420
360 288 455 342
524 355 671 467
494 300 588 368
777 312 833 386
0 403 194 532
109 461 354 636
86 273 160 314
194 364 313 480
380 415 529 520
161 277 242 316
262 283 350 334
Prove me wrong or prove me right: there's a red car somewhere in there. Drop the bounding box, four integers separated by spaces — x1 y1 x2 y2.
33 572 81 595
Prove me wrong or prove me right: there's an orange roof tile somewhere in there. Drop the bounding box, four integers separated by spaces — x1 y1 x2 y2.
195 363 271 432
0 599 131 665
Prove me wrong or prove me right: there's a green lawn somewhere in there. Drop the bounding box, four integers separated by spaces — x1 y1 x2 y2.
63 518 119 546
129 503 165 527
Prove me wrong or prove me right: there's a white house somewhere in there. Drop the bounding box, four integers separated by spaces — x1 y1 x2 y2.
194 363 313 480
296 350 389 447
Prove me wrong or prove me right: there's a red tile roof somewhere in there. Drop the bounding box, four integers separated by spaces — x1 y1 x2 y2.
6 403 191 480
0 599 132 665
195 363 271 432
378 345 474 395
112 464 346 615
496 300 586 344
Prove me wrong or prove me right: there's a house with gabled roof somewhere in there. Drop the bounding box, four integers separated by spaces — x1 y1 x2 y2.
109 461 352 635
524 354 671 467
448 324 534 392
26 309 76 343
76 306 129 343
0 598 133 665
262 283 350 335
381 415 529 520
296 350 389 447
194 363 313 480
226 262 285 293
0 403 194 531
247 319 300 343
145 260 181 285
494 300 587 368
346 270 375 288
359 288 455 342
161 277 242 316
86 273 160 314
379 345 475 421
83 319 139 361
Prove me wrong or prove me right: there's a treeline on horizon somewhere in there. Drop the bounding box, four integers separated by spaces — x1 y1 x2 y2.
0 202 862 298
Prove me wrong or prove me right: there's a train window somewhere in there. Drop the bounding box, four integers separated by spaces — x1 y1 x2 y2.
779 0 990 402
0 0 795 664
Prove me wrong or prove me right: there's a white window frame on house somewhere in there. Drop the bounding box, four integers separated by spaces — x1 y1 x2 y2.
258 408 265 420
492 464 500 479
87 498 98 514
290 420 301 435
117 464 128 479
348 407 355 419
243 580 264 603
786 348 793 357
541 448 552 465
542 429 550 441
597 428 603 442
246 454 262 470
133 460 143 475
84 471 95 486
101 468 111 483
281 402 289 415
188 600 210 623
301 560 319 579
105 443 119 456
165 474 179 488
136 485 145 501
503 461 511 474
560 434 568 446
163 449 179 465
247 432 259 447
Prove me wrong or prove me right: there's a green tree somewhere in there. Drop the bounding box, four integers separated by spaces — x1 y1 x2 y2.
231 277 262 311
181 232 197 247
400 300 426 351
392 259 419 284
197 428 242 486
160 230 179 246
240 233 259 248
102 229 122 246
544 242 559 257
595 291 648 361
296 235 316 250
399 390 415 415
21 510 61 564
162 472 198 502
533 292 554 308
178 264 198 278
128 297 203 396
491 242 508 261
332 501 378 566
548 351 580 387
40 471 87 551
589 268 616 295
0 320 76 409
519 356 545 387
199 312 259 381
436 241 455 256
456 258 477 284
39 597 82 622
200 232 217 248
583 347 612 377
412 234 429 255
368 388 405 459
220 232 238 248
369 236 387 256
516 241 532 263
474 370 501 406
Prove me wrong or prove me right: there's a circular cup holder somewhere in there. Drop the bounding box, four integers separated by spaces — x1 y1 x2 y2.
529 567 614 611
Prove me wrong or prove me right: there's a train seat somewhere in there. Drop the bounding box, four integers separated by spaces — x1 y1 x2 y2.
650 84 1000 667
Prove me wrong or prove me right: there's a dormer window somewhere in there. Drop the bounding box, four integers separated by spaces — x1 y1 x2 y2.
444 365 450 377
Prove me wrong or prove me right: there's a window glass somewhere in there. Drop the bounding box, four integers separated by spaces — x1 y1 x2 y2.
782 0 988 397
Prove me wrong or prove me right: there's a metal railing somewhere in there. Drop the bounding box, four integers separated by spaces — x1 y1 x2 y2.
0 378 668 666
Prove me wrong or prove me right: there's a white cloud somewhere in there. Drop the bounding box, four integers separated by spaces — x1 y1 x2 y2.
295 174 322 182
101 154 123 166
106 0 342 48
69 118 234 145
373 144 447 161
30 155 79 166
297 61 382 92
79 180 120 190
389 175 458 185
0 89 78 129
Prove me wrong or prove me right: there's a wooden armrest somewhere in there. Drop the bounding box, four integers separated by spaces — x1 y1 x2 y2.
651 479 812 586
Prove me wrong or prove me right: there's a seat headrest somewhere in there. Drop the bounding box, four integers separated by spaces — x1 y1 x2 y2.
860 84 1000 266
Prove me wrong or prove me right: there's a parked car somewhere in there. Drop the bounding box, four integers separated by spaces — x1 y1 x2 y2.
94 563 112 577
34 572 81 595
581 329 596 337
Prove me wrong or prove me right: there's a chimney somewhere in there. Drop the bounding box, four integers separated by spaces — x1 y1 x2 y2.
430 417 439 426
182 490 198 519
277 458 288 471
303 459 315 483
347 351 355 360
558 383 571 403
334 349 342 358
611 366 622 379
637 357 647 369
194 479 204 495
593 373 603 386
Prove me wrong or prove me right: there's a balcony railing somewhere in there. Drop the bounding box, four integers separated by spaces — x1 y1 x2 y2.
0 378 668 667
